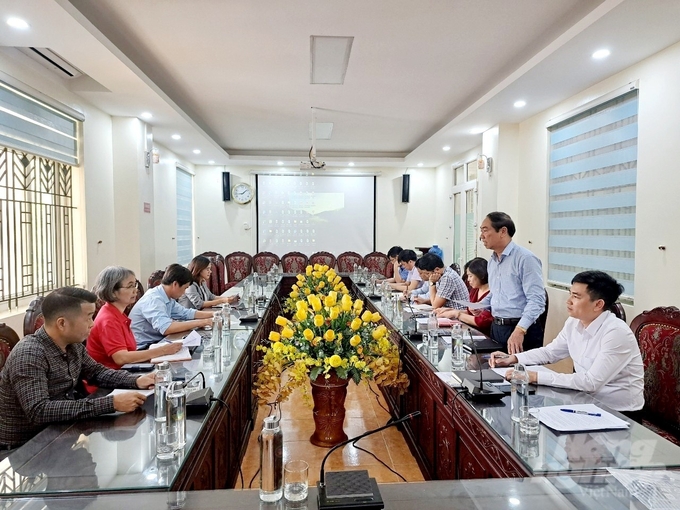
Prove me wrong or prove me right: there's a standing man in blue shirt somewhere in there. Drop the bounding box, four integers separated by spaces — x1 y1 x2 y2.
479 212 546 354
129 264 213 349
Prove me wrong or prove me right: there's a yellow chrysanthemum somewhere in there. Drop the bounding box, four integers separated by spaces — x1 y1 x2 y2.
306 266 313 276
350 318 363 331
328 354 342 368
290 290 299 298
361 310 373 322
269 331 281 341
295 308 308 321
272 341 284 353
281 327 294 339
355 360 366 370
323 330 335 342
303 328 314 341
314 314 324 327
350 334 361 347
371 312 381 322
275 316 288 327
329 306 340 320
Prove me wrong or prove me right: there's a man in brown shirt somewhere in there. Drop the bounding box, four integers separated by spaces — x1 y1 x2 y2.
0 287 154 450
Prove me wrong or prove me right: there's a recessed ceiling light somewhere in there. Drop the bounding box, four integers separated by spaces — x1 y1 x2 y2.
192 149 201 154
513 100 526 108
140 112 152 120
208 160 215 164
469 127 486 135
592 48 611 59
348 162 354 166
442 146 451 151
6 17 30 30
277 161 283 166
417 162 423 167
171 134 181 140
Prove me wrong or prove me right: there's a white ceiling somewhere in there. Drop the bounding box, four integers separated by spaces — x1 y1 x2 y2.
2 0 680 168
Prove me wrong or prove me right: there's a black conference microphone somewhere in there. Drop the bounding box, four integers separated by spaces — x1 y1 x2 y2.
317 411 421 510
461 330 504 402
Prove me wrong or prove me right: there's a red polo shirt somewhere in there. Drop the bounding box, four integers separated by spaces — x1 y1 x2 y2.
85 303 137 393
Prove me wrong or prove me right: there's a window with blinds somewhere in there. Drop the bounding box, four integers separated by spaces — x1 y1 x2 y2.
176 168 193 265
547 90 638 298
0 81 80 166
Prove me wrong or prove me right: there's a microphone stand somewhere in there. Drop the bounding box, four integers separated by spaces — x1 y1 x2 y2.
317 411 420 510
461 330 504 402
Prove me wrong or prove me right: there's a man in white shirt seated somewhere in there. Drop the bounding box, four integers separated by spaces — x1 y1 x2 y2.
490 270 644 417
389 249 422 293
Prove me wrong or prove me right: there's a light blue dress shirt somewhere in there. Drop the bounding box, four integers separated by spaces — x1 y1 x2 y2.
129 285 197 348
398 266 409 281
480 241 545 330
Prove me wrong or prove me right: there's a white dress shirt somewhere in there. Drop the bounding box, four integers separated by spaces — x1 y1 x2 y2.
515 311 644 412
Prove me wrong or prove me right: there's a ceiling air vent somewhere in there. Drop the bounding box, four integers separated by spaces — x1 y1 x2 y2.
16 47 83 79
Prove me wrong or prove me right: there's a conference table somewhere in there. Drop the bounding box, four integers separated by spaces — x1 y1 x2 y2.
0 275 678 505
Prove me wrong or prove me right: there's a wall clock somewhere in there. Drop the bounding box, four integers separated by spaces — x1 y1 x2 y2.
232 183 254 204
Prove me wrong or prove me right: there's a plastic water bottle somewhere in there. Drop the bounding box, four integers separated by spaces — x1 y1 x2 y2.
259 415 283 502
427 312 438 341
222 303 232 363
511 363 529 422
451 323 466 371
166 381 186 449
154 361 172 422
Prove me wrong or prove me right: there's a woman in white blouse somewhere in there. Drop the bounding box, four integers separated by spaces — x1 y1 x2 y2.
179 256 238 310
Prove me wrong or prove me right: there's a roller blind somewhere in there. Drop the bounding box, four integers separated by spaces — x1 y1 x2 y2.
0 81 79 166
176 168 193 264
547 90 638 297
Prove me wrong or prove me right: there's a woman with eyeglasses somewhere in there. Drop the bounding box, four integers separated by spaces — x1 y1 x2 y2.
85 266 181 391
178 255 239 310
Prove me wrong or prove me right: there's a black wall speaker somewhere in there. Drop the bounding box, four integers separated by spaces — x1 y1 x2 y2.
401 174 410 203
222 172 230 201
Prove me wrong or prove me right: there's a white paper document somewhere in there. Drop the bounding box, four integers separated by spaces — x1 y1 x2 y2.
608 468 680 510
435 371 463 388
412 303 433 312
149 343 192 363
451 300 491 310
181 330 202 347
530 404 629 432
222 287 242 298
490 365 556 377
109 388 154 397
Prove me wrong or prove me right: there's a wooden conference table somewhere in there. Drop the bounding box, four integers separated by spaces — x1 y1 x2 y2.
0 275 678 502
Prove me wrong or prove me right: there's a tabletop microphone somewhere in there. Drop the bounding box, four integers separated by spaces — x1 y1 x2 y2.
317 411 421 510
462 330 504 402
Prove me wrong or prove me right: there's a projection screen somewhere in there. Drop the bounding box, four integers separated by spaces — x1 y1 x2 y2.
257 174 375 257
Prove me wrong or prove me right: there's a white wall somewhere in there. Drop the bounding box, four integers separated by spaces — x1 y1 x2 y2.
190 166 438 258
486 39 680 341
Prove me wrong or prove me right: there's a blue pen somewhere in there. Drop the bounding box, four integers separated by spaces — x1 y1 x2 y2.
560 408 601 417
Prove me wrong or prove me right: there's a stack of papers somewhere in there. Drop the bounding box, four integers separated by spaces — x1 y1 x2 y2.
530 404 629 432
149 342 193 363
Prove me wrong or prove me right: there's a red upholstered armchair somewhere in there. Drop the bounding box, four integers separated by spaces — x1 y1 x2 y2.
281 252 308 274
200 252 227 295
0 323 20 371
253 252 280 274
309 251 336 270
23 296 45 336
336 252 363 273
148 270 165 289
630 306 680 445
363 252 390 277
224 251 253 289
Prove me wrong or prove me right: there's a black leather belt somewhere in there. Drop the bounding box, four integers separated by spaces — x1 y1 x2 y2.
493 317 521 326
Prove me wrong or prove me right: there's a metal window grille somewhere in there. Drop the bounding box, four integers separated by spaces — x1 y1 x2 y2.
0 146 75 309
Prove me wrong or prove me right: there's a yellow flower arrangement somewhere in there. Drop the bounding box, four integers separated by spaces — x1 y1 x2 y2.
255 265 409 406
284 264 349 314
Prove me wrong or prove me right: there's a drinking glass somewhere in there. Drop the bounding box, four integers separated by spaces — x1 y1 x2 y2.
156 422 177 460
519 406 540 436
284 460 309 502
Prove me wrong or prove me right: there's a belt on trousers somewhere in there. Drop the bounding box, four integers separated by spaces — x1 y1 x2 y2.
493 317 521 326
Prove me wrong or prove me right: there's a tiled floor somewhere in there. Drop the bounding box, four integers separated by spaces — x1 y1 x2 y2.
239 380 425 488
